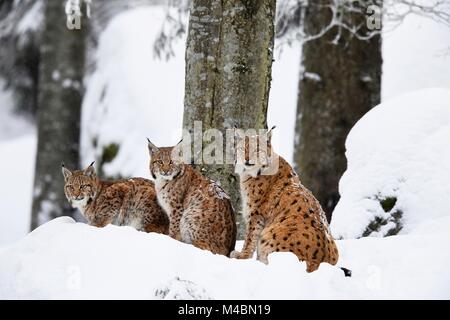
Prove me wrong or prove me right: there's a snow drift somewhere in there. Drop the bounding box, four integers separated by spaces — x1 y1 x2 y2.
331 88 450 239
0 215 449 299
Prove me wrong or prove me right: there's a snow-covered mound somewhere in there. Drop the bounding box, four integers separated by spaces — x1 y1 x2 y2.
1 216 449 299
331 88 450 239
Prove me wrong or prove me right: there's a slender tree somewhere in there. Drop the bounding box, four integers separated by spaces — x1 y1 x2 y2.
293 0 382 221
183 0 276 237
31 1 87 229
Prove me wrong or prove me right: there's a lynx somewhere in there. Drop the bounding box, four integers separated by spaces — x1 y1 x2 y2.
62 162 169 234
147 139 236 256
231 128 342 273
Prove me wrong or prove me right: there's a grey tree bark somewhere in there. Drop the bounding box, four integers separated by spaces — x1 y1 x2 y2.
31 1 87 229
183 0 276 237
293 0 382 222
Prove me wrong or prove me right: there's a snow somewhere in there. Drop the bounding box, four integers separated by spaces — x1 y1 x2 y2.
0 134 36 246
0 216 449 299
16 1 43 34
331 88 450 239
382 10 450 99
0 80 36 245
81 7 186 179
0 81 33 141
268 42 301 162
303 72 322 82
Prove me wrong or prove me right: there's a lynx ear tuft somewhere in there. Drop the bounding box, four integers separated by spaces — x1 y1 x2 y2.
267 125 276 142
147 138 159 155
84 162 96 178
61 163 72 180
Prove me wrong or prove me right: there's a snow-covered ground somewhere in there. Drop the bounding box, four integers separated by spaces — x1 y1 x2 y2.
0 214 449 299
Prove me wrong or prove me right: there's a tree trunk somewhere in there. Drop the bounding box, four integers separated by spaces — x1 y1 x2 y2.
293 0 382 222
31 1 87 229
183 0 276 237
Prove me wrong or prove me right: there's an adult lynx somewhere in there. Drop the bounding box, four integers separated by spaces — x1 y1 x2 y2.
231 128 342 273
147 139 236 256
62 162 169 234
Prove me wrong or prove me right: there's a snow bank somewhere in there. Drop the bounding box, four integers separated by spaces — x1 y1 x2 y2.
331 88 450 239
1 216 449 299
0 81 36 246
0 133 35 245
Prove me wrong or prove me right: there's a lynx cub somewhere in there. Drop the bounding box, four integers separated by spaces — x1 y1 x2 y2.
231 128 340 273
62 162 169 234
147 139 236 256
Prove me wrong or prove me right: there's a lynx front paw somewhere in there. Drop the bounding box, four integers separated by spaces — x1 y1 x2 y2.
230 250 249 259
230 250 241 259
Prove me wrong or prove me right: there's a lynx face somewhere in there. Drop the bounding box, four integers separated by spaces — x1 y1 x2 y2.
62 163 98 210
148 140 184 180
234 128 277 177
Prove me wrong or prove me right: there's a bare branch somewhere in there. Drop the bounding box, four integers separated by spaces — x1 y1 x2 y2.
153 0 189 60
276 0 450 48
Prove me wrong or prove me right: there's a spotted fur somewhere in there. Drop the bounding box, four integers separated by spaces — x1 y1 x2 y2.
231 130 339 272
62 163 169 234
147 140 236 256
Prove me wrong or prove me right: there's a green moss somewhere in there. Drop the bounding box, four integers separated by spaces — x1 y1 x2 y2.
97 143 121 180
101 143 119 164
